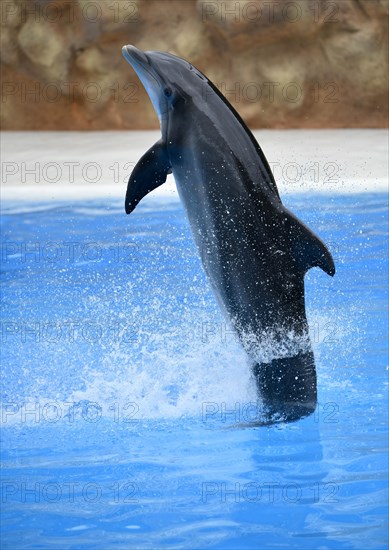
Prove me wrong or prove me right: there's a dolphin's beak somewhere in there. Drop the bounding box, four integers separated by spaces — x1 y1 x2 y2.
121 44 167 124
122 45 149 67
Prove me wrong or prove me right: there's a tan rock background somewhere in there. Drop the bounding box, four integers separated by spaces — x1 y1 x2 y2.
1 0 388 130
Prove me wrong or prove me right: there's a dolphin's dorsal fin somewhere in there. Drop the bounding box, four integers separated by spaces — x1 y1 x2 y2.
125 140 171 214
283 209 335 276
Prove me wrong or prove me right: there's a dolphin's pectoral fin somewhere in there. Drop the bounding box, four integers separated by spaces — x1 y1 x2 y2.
283 210 335 277
125 140 171 214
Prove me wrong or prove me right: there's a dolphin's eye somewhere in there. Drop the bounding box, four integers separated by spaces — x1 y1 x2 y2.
164 87 172 98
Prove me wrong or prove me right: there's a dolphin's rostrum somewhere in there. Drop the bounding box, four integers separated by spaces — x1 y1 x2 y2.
122 45 335 425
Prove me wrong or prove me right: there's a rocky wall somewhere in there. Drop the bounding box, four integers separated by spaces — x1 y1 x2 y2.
1 0 388 129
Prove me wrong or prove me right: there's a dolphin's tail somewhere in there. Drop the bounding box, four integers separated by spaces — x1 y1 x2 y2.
252 351 317 425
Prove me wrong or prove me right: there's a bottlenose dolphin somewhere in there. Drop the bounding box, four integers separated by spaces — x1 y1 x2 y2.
121 45 335 425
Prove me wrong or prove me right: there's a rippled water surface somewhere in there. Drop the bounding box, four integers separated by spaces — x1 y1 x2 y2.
1 193 388 549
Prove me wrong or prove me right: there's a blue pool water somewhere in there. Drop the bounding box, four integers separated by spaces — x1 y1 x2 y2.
1 192 388 549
